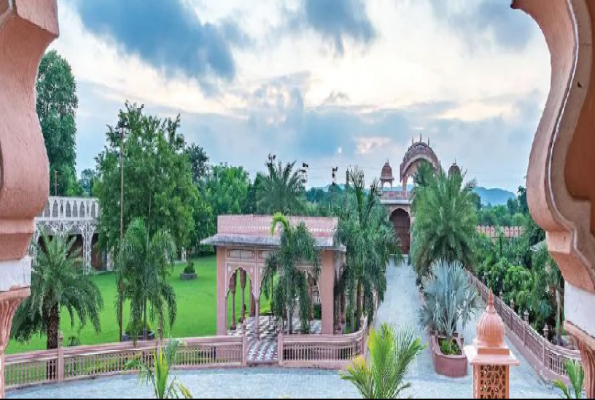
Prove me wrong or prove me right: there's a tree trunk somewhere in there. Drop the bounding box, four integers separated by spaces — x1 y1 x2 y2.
143 300 148 341
287 305 293 335
45 304 60 381
355 281 362 332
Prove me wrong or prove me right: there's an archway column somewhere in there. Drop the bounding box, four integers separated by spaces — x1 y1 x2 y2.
216 247 227 335
320 251 335 335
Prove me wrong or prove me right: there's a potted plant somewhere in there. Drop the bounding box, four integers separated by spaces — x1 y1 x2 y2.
180 260 197 281
419 261 479 378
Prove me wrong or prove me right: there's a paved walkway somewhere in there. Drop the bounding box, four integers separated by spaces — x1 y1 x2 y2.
8 260 559 399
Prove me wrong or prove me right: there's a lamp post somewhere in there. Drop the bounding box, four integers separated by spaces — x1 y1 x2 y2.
116 118 128 342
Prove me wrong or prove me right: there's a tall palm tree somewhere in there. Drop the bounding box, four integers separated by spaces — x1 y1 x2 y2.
336 167 401 332
341 323 425 399
258 160 306 214
261 213 320 334
118 218 177 341
412 160 435 191
411 168 477 279
11 234 103 350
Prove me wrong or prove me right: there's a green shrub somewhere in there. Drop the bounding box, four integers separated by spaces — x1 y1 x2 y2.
125 320 153 336
183 260 195 275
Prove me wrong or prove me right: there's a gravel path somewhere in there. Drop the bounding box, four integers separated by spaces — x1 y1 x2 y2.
8 259 560 399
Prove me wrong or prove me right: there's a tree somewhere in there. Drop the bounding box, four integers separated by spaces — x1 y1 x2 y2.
554 360 585 399
185 143 210 185
95 102 199 254
412 160 435 189
79 168 98 197
127 339 192 399
11 234 103 350
262 213 320 334
243 172 267 214
410 168 478 279
204 164 250 217
37 50 81 196
118 218 177 342
258 160 307 214
507 197 520 216
336 167 401 331
340 323 424 399
517 186 529 215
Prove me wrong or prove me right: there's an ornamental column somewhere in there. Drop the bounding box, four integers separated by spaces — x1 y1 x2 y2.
0 1 59 398
229 272 237 331
240 270 247 323
465 291 519 399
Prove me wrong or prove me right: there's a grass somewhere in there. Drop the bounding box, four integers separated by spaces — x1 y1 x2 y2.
6 256 270 355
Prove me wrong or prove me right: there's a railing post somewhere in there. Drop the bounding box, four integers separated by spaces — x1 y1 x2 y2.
278 330 284 366
523 311 529 345
543 325 549 367
57 332 64 382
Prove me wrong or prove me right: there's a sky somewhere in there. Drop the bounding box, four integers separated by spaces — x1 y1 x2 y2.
53 0 551 192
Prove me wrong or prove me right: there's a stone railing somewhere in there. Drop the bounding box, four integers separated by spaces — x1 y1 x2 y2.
37 197 100 221
476 226 524 239
468 273 581 383
278 325 368 369
5 335 246 391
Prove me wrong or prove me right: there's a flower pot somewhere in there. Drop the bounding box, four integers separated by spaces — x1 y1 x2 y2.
430 334 468 378
180 272 197 281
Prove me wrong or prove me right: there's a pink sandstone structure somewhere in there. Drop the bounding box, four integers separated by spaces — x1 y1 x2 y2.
201 215 346 337
0 0 58 397
465 291 520 399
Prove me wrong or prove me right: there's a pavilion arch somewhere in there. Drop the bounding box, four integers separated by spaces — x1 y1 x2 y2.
399 140 441 195
389 207 411 254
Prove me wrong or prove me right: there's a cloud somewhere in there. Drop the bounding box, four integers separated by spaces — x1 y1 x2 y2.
428 0 534 51
74 0 246 85
287 0 376 55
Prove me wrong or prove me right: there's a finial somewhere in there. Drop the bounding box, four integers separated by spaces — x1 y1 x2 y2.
420 132 422 142
428 138 430 146
488 290 495 310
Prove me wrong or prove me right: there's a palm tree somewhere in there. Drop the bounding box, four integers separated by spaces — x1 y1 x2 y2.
127 338 192 399
258 160 306 214
336 167 401 332
261 213 320 334
341 323 425 399
411 168 477 279
118 218 177 342
532 245 564 344
11 233 103 350
554 360 585 399
412 160 435 190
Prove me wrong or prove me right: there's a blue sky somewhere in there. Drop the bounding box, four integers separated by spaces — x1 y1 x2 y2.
54 0 550 192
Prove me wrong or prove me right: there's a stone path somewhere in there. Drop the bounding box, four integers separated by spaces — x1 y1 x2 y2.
8 260 560 399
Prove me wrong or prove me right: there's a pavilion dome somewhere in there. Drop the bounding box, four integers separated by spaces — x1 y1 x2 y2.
381 161 394 181
448 162 461 177
476 291 506 348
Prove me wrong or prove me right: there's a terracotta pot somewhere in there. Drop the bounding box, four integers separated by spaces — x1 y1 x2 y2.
430 334 468 378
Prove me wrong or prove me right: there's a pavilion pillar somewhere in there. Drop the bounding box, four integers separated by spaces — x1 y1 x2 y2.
309 276 314 321
240 270 247 323
320 251 335 335
229 272 237 331
254 297 260 337
0 1 59 398
250 294 256 317
216 247 227 336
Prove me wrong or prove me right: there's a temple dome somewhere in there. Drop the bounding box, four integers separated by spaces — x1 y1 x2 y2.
381 161 394 181
448 162 461 177
476 291 506 348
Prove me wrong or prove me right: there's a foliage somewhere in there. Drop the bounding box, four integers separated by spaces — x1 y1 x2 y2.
412 160 435 190
79 169 98 197
125 320 153 336
439 337 461 356
204 163 250 217
127 339 192 399
554 360 584 399
243 172 267 214
185 143 210 185
118 218 177 342
12 234 103 349
336 167 401 331
419 261 480 343
262 213 320 334
37 50 81 196
95 102 199 254
411 168 477 279
340 323 425 399
183 260 196 275
258 160 307 215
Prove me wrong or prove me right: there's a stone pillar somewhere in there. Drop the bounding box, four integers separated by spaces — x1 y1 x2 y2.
320 251 335 335
465 291 519 399
216 247 227 336
0 1 59 398
0 288 30 398
240 270 247 323
254 297 260 337
309 275 314 321
229 272 237 331
82 223 95 274
250 294 256 318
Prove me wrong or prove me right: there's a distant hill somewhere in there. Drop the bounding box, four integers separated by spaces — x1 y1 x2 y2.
473 187 515 206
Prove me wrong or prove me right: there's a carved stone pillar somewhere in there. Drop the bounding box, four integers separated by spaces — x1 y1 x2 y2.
250 294 256 317
308 276 314 321
514 0 595 397
240 270 246 323
0 288 31 397
82 222 95 274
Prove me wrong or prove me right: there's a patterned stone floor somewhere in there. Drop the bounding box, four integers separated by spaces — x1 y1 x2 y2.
227 316 321 363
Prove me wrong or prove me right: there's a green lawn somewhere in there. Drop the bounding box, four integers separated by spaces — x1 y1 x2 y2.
6 256 269 355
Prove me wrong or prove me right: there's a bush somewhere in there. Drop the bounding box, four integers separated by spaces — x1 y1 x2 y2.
419 261 480 343
183 260 195 274
125 320 153 336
